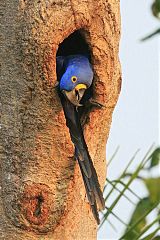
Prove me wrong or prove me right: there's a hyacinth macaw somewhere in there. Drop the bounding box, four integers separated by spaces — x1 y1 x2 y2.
56 54 105 224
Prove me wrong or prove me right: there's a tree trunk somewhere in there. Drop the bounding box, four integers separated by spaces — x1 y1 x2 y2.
0 0 121 239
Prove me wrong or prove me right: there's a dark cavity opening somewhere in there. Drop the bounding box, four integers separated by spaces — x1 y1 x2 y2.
34 195 43 217
56 29 91 61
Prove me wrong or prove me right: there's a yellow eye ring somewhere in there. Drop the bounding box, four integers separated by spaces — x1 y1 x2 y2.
71 76 77 83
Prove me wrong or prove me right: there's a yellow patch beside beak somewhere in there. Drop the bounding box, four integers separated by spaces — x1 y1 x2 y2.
75 84 87 91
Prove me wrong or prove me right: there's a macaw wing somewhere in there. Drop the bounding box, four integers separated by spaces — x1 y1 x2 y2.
59 94 105 224
60 95 92 178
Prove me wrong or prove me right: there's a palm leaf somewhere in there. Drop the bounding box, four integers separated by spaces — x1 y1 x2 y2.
99 145 160 240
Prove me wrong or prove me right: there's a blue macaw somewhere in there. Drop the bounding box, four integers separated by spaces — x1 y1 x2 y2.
56 54 105 224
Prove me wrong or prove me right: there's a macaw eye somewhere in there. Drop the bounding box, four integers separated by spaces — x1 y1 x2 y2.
71 76 77 83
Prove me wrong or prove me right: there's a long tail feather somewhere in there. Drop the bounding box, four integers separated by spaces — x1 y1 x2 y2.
59 93 105 223
89 159 105 210
77 157 100 224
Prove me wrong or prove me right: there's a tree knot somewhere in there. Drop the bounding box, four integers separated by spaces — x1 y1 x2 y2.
21 183 50 227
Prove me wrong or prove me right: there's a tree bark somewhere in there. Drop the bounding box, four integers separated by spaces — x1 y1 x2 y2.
0 0 121 239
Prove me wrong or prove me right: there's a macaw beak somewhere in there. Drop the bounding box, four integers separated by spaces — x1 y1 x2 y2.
62 84 87 106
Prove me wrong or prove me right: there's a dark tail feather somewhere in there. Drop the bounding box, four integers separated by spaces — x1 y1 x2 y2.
77 158 101 224
79 148 105 211
60 97 105 223
75 142 105 211
89 160 105 210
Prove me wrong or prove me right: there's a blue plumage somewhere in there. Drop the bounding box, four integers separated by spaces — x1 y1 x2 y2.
58 55 93 91
56 54 105 224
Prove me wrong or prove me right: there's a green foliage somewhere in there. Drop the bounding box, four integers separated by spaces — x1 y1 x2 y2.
100 147 160 239
149 148 160 169
152 0 160 19
141 1 160 41
99 4 160 239
122 198 153 240
141 29 160 41
141 229 160 240
144 178 160 203
153 236 160 240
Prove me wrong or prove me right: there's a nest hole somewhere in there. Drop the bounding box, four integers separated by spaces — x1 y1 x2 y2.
34 195 44 217
56 29 92 61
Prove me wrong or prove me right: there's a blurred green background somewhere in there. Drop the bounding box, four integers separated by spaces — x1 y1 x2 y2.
98 1 160 239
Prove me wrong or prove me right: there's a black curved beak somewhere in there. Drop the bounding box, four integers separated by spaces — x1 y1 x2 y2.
62 84 87 106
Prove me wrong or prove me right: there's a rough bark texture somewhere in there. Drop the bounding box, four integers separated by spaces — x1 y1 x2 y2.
0 0 121 239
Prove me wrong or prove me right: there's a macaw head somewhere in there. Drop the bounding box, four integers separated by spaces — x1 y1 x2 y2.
60 62 93 106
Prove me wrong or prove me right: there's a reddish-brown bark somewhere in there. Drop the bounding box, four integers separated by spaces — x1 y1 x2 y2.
0 0 121 239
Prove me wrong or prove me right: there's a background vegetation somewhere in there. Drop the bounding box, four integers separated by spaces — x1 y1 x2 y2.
100 1 160 239
101 146 160 239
